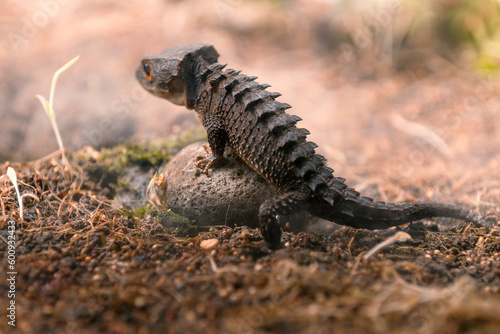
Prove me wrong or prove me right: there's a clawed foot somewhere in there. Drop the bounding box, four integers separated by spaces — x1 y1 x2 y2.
195 155 216 174
464 210 497 230
259 216 282 249
195 144 223 174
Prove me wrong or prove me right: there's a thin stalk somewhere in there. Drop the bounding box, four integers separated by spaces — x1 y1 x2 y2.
7 167 23 221
36 55 80 169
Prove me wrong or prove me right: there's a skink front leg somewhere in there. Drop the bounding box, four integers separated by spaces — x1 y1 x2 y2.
195 114 227 174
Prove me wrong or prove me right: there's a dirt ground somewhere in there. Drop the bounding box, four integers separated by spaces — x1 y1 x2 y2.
1 133 499 334
1 1 500 333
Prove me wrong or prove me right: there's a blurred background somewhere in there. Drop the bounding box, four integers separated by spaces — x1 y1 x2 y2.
1 0 499 186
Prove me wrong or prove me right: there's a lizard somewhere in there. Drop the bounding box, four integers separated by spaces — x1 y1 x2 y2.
136 43 485 248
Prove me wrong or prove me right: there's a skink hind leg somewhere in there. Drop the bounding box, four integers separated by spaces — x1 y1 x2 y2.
258 191 308 248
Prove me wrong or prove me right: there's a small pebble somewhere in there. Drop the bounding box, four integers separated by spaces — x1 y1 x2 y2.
92 273 105 282
134 296 147 308
200 238 219 249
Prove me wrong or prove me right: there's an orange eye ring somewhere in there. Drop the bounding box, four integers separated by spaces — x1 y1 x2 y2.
142 60 153 81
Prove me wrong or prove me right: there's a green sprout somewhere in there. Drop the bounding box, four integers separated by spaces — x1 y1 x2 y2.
7 167 23 221
36 55 80 169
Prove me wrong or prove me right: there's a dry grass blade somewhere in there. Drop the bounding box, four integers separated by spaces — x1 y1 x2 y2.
36 55 80 171
363 231 413 260
6 167 23 221
391 113 453 158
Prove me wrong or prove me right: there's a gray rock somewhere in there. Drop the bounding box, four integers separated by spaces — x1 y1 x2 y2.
153 142 318 229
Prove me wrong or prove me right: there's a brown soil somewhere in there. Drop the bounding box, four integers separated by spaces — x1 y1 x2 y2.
1 126 499 334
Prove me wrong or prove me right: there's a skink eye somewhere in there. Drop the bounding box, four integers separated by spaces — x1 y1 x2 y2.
142 60 153 81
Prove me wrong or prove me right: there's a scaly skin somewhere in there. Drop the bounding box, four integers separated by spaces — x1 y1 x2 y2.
136 43 484 248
